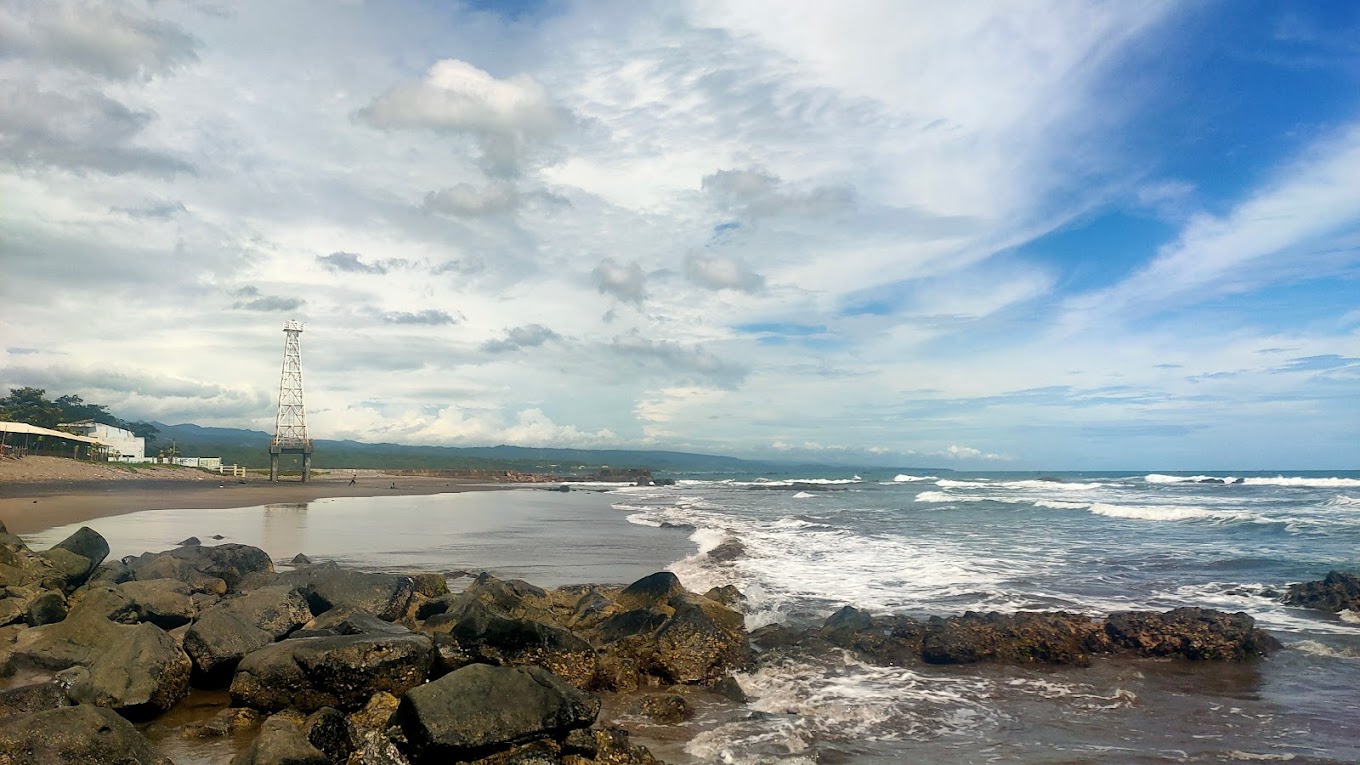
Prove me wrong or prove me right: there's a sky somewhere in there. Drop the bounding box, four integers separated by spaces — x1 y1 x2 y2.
1 0 1358 470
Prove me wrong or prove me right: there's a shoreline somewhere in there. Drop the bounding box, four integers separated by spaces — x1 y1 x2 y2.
0 475 513 536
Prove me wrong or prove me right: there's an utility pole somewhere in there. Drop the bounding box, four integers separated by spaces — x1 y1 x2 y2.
269 320 313 481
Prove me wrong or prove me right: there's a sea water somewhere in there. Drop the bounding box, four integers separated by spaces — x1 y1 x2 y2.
609 470 1360 764
22 472 1360 763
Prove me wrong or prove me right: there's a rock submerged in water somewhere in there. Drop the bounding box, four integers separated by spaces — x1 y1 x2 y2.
756 604 1282 669
1282 570 1360 613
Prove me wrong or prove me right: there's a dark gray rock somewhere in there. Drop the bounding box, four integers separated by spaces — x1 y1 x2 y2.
230 631 433 712
231 715 329 765
616 572 685 611
291 553 313 566
303 706 352 765
184 585 312 681
396 664 600 761
0 680 74 722
12 611 192 713
76 579 197 629
24 590 67 626
304 608 411 636
1283 571 1360 613
277 563 414 622
1104 607 1282 660
0 704 171 764
125 543 273 593
179 537 202 547
439 605 599 689
40 527 110 588
81 621 193 713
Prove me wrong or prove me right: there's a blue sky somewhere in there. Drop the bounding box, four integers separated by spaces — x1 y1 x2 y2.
1 0 1357 469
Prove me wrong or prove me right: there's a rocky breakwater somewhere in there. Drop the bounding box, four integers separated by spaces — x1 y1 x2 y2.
0 519 1318 765
0 526 745 764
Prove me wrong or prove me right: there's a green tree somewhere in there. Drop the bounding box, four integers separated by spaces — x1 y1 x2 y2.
0 387 62 428
54 394 117 425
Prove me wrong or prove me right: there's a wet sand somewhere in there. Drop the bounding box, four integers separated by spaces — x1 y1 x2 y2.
0 475 506 536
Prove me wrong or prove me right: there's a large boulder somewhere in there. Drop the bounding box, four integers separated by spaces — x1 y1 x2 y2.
615 572 686 612
230 631 433 713
0 704 172 765
184 585 313 681
0 680 74 722
1104 607 1282 660
277 563 414 622
78 623 192 713
396 664 600 761
921 611 1106 666
125 543 273 593
650 596 750 684
231 715 330 765
38 527 110 588
1283 571 1360 613
429 604 600 689
73 579 198 630
11 611 191 713
423 573 555 623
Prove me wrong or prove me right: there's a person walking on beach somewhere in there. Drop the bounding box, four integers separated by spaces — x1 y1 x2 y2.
349 473 357 486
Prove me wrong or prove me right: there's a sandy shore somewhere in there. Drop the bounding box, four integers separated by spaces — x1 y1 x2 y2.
0 472 506 536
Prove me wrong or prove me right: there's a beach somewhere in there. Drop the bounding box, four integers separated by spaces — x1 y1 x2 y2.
0 457 505 536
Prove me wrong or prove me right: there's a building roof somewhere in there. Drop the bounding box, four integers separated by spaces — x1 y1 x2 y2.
0 421 107 445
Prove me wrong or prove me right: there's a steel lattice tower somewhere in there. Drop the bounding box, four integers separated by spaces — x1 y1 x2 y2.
269 320 313 482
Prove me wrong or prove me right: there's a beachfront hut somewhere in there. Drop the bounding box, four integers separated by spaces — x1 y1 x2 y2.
0 420 108 461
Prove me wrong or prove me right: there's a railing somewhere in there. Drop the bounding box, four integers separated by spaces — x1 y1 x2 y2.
217 464 247 477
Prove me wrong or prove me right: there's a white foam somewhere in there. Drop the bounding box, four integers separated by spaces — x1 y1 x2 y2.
1341 609 1360 624
1226 752 1296 761
1035 500 1091 510
1145 473 1235 484
1328 495 1360 506
893 474 936 482
997 480 1106 491
792 491 815 499
935 479 983 488
1088 503 1255 523
915 491 985 503
1243 476 1360 488
1290 640 1360 659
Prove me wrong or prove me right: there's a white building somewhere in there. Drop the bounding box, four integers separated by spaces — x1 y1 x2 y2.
60 420 146 462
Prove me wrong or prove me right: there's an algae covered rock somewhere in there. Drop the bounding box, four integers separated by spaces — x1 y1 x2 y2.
184 585 313 680
396 664 599 761
1283 570 1360 613
0 704 172 765
230 631 433 713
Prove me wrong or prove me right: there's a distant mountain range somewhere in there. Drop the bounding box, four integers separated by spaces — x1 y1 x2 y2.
151 422 947 477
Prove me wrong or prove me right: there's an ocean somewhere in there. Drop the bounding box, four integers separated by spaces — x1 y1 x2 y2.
608 470 1360 764
22 471 1360 763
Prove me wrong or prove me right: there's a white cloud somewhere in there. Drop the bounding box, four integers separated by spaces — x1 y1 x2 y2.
424 181 520 217
1063 123 1360 328
685 251 765 292
357 58 566 177
591 258 647 304
0 0 199 80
